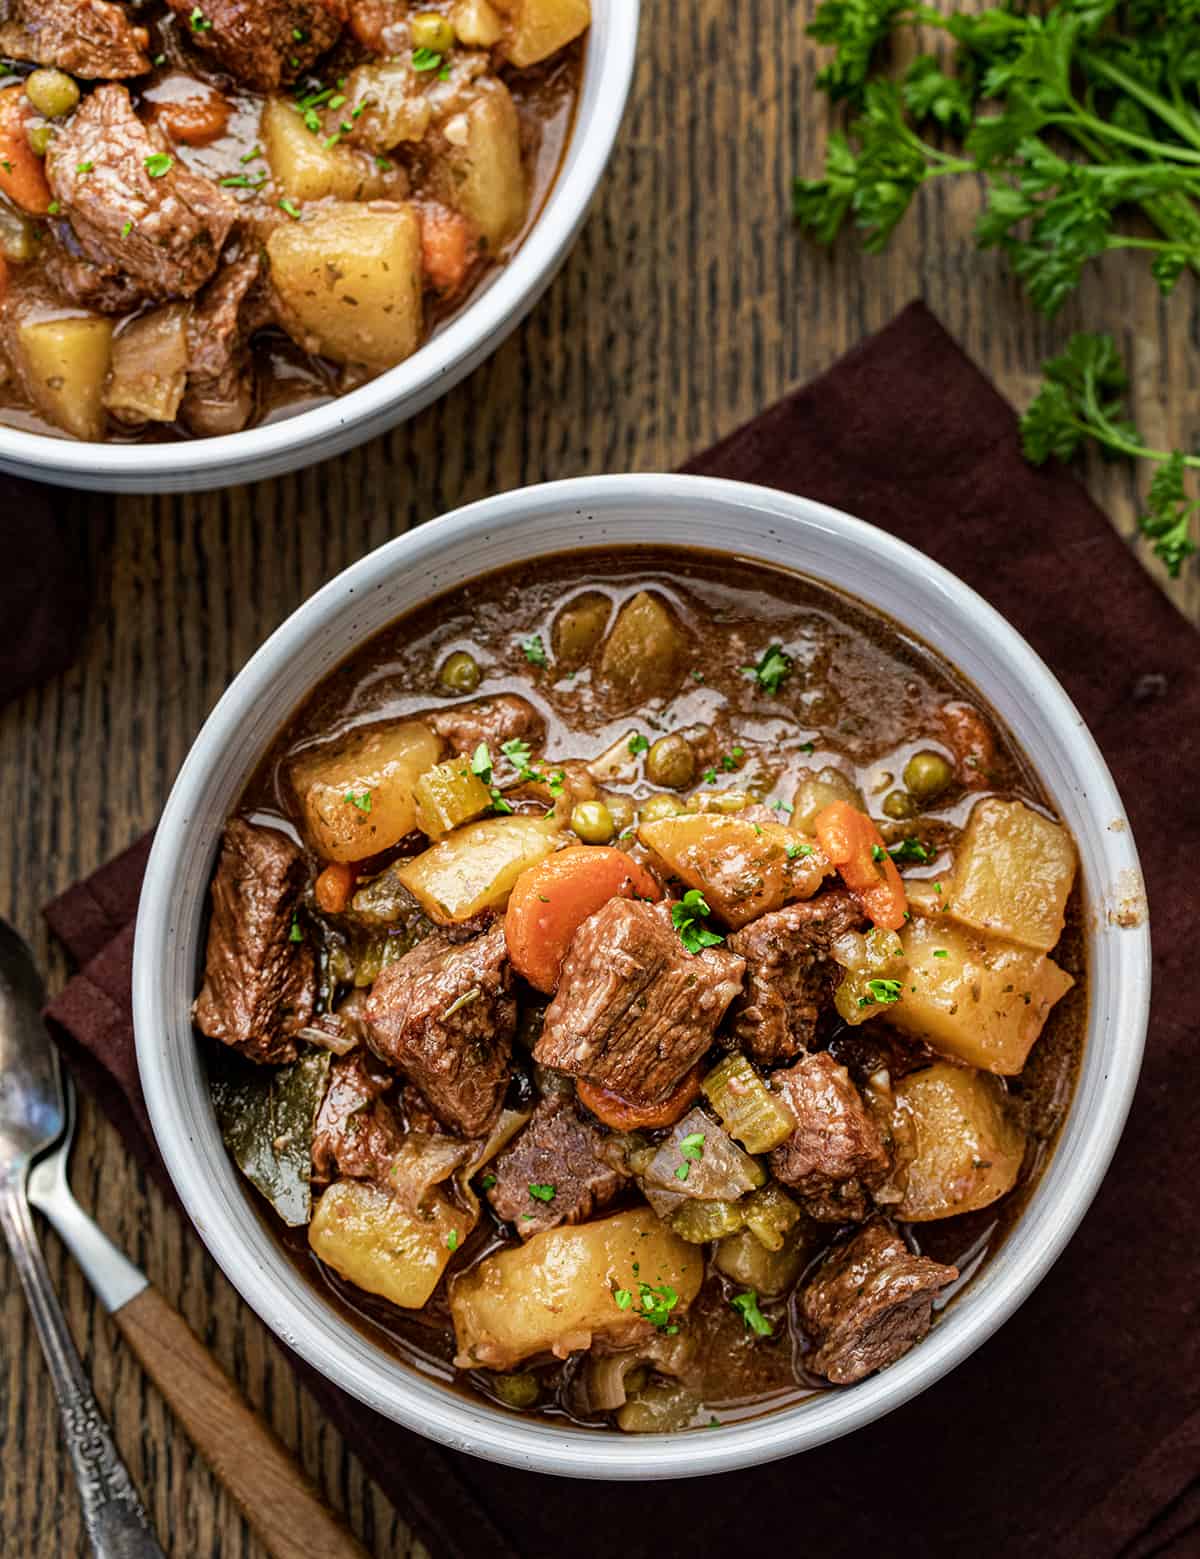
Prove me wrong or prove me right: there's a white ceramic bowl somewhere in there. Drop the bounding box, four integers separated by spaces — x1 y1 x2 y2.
134 474 1150 1478
0 6 639 495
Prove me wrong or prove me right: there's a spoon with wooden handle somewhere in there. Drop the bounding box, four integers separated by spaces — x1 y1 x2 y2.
3 919 371 1559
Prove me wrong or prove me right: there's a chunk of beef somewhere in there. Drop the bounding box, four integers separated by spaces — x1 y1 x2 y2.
364 922 515 1136
800 1219 958 1384
727 888 865 1064
166 0 346 91
312 1049 402 1185
425 694 544 758
42 239 146 315
0 0 150 78
486 1093 625 1238
193 818 315 1064
770 1052 891 1222
181 248 270 437
46 87 237 305
534 899 745 1105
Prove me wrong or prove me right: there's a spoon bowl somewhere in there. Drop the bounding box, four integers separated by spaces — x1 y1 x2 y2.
0 919 63 1175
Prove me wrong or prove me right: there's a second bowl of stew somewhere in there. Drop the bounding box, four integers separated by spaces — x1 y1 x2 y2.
0 0 638 491
133 474 1150 1477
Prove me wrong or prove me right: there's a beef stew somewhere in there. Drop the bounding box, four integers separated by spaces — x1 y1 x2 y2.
0 0 587 442
194 547 1086 1431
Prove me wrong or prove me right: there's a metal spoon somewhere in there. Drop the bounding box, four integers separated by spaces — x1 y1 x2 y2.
0 916 166 1558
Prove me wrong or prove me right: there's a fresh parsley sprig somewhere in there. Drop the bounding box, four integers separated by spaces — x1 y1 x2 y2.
1020 333 1198 576
796 0 1200 313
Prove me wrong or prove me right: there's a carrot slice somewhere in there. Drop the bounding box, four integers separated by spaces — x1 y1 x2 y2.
814 799 907 931
0 85 52 216
577 1062 705 1132
504 845 661 993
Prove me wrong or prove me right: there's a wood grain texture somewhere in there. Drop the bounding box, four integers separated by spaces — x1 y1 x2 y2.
111 1287 371 1559
1 2 1196 1555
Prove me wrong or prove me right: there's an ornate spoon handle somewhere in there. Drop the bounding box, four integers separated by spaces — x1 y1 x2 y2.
0 1180 166 1559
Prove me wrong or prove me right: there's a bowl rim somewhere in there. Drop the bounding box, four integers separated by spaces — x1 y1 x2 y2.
0 4 640 486
133 473 1151 1479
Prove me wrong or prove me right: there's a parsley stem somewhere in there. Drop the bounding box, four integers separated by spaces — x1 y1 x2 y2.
1044 108 1200 167
1081 53 1200 157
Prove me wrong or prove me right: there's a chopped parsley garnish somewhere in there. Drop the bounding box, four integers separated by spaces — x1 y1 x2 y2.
787 842 814 860
0 158 11 173
871 843 886 863
528 1183 556 1203
671 889 724 954
288 915 303 943
47 199 60 215
240 145 263 164
772 799 794 814
220 172 267 188
675 1162 691 1181
501 737 533 771
344 789 372 813
189 6 212 31
446 1229 459 1252
76 160 94 174
888 837 932 864
720 746 745 771
701 767 718 785
679 1132 705 1159
613 1287 633 1310
730 1289 773 1337
743 643 793 695
480 1174 496 1191
411 46 445 72
470 743 494 782
144 152 174 178
521 633 548 667
628 732 650 756
933 949 950 959
120 219 134 237
799 741 815 755
858 977 904 1008
292 26 307 41
278 197 303 220
636 1280 681 1333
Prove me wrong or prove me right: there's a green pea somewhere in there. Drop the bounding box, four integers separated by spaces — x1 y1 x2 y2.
882 788 918 821
490 1372 539 1410
411 10 456 51
24 68 80 120
903 749 954 803
571 800 615 845
639 793 685 824
25 124 54 158
645 733 695 790
438 650 480 694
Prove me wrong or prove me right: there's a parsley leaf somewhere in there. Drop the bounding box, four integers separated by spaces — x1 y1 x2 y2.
344 789 372 813
889 837 931 864
528 1183 556 1203
521 634 548 667
730 1289 774 1338
635 1280 680 1333
501 737 533 771
858 977 904 1008
743 643 794 694
613 1287 633 1310
671 889 725 954
628 732 650 756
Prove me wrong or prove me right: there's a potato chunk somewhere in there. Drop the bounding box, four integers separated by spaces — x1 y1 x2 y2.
262 96 389 203
16 315 113 440
396 814 561 923
887 912 1074 1074
597 590 688 704
491 0 591 67
269 202 424 370
638 812 832 929
309 1180 472 1310
449 1208 702 1371
947 798 1078 951
438 81 527 248
291 720 443 863
894 1063 1026 1221
413 759 493 839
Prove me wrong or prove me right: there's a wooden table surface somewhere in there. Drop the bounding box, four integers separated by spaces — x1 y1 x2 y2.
1 3 1196 1555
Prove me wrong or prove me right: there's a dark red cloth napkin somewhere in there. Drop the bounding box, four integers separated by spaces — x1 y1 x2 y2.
0 477 95 707
43 303 1199 1559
